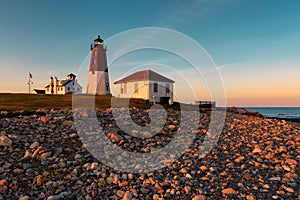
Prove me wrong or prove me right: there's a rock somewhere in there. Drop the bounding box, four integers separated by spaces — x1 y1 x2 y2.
89 162 98 170
265 153 273 159
269 177 281 181
23 164 32 170
69 133 77 138
128 174 134 180
13 168 24 174
122 191 132 200
153 194 160 200
282 164 290 171
185 173 192 179
0 167 4 174
0 185 7 194
253 147 262 153
0 180 7 186
23 150 32 159
0 136 12 146
47 195 60 200
74 154 82 159
52 147 63 156
285 187 294 193
234 156 245 163
200 166 207 171
168 125 176 130
222 188 237 195
19 196 30 200
192 195 206 200
246 195 255 200
285 159 297 165
116 190 124 198
107 132 124 143
62 120 74 128
1 120 9 128
30 141 39 149
106 177 113 184
140 188 150 194
7 134 17 140
38 116 48 123
184 186 191 193
36 175 44 186
40 152 52 160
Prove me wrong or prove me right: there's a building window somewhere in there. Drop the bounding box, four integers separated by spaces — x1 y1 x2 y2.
68 87 70 91
166 83 170 93
124 83 127 94
93 59 96 65
153 82 158 92
134 83 138 93
47 88 49 92
121 87 123 94
92 69 95 74
77 88 79 92
73 82 74 86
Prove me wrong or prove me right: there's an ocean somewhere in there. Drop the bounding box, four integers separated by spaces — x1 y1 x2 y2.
245 107 300 119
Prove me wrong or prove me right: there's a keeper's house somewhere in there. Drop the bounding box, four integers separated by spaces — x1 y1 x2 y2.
114 70 174 104
45 73 82 95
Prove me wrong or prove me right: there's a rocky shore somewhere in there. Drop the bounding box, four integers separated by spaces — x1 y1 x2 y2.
0 108 299 199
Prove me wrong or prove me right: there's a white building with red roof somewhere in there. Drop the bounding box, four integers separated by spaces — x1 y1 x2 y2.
45 73 82 95
114 70 174 104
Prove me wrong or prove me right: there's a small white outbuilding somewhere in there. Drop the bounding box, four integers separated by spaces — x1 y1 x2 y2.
114 70 175 104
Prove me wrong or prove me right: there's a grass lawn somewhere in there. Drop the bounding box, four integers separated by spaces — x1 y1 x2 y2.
0 93 152 111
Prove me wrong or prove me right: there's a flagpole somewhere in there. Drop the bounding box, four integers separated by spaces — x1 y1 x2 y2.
28 72 30 94
27 73 33 94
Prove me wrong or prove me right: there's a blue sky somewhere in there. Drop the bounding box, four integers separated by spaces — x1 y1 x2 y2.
1 0 300 106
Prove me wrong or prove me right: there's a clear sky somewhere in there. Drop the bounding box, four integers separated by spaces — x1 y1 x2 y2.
0 0 300 106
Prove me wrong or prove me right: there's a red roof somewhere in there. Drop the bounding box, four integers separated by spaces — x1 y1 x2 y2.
114 70 175 84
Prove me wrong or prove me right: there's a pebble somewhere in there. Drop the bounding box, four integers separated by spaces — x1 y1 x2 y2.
0 135 12 146
192 195 206 200
0 108 297 199
74 154 82 159
0 180 7 186
36 175 44 186
246 195 255 200
122 191 132 200
222 188 237 194
40 152 52 160
19 196 30 200
30 141 39 149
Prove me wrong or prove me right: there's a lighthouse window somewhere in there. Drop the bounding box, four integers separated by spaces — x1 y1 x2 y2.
93 59 96 65
153 82 158 92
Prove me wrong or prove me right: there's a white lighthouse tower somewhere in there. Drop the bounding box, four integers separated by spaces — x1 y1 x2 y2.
86 35 111 95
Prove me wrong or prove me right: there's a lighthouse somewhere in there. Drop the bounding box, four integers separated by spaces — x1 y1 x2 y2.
86 35 111 95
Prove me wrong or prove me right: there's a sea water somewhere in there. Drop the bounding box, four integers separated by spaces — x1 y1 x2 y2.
245 107 300 119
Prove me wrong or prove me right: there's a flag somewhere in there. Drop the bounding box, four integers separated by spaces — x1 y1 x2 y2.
29 72 33 79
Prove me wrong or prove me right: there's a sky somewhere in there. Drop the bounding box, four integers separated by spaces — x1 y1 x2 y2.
0 0 300 106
